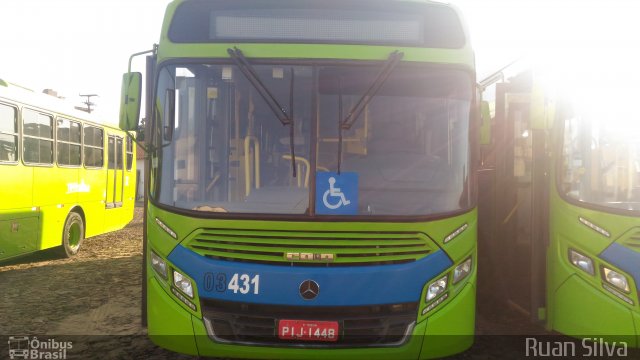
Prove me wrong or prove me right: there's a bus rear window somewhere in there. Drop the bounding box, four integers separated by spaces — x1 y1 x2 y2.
168 0 465 48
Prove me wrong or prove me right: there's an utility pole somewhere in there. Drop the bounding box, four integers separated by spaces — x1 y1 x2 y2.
78 94 98 113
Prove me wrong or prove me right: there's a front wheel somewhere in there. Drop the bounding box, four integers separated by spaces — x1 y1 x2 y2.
60 212 84 258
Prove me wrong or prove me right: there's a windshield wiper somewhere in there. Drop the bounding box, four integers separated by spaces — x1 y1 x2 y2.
288 67 296 177
227 47 297 177
340 51 404 130
337 50 404 173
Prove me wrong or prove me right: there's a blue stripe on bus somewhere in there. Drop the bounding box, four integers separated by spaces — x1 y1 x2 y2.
167 245 453 306
599 243 640 296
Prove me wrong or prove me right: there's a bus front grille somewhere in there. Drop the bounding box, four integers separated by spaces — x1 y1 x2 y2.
622 229 640 252
201 299 417 347
183 228 436 266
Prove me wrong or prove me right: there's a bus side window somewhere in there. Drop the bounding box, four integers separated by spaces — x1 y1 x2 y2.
117 137 124 170
56 118 82 166
108 136 115 169
0 104 18 162
126 137 133 171
23 109 54 165
84 126 104 168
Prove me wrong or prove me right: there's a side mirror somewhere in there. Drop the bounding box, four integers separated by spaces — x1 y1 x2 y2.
119 72 142 131
480 100 492 145
163 89 175 141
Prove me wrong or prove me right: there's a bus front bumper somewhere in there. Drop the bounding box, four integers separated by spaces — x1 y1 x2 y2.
551 274 639 347
550 241 640 347
147 245 476 359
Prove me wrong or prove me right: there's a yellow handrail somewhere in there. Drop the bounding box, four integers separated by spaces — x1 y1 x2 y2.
244 136 260 197
282 155 310 188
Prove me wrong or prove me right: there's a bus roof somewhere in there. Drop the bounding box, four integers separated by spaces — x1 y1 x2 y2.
0 78 120 130
158 0 472 63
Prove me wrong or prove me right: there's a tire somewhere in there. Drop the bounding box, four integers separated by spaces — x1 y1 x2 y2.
60 212 84 258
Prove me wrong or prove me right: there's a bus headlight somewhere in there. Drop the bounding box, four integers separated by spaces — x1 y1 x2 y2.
173 270 194 298
150 251 168 280
426 275 448 302
569 249 594 275
453 257 472 284
602 267 630 293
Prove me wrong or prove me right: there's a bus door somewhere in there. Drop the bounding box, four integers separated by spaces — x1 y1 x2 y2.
483 75 548 323
106 135 124 209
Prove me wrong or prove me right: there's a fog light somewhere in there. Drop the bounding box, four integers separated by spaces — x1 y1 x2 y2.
422 293 449 315
569 249 594 275
173 270 194 298
453 257 472 284
171 287 197 311
602 267 630 293
426 275 448 302
150 251 168 280
602 284 634 305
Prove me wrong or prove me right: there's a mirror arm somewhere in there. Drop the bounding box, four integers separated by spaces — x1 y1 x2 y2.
125 132 151 156
128 46 156 73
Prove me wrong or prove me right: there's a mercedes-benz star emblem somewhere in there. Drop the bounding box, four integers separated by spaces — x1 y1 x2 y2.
299 279 320 300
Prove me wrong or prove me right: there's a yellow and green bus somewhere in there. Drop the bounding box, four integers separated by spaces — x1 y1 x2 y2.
120 0 478 358
479 69 639 346
0 79 136 261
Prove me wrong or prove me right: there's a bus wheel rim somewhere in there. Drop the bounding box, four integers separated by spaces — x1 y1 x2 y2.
68 222 81 250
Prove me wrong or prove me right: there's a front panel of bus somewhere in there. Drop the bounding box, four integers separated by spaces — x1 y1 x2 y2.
547 99 640 346
142 1 478 358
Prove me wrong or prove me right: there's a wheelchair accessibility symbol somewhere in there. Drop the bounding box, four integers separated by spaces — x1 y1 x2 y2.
323 177 351 209
316 172 358 215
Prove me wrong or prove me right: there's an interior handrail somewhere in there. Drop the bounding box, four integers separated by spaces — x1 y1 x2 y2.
244 136 261 196
282 155 310 188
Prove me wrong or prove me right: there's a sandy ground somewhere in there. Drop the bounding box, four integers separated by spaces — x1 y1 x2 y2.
3 208 631 359
0 208 191 359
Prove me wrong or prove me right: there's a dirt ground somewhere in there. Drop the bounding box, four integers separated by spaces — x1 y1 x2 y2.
0 208 190 359
2 208 632 359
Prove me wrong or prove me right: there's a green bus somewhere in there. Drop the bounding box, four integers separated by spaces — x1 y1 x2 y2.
0 79 136 261
479 70 639 346
120 0 478 358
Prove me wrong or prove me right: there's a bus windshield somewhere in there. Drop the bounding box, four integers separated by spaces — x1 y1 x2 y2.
561 115 640 212
153 62 472 216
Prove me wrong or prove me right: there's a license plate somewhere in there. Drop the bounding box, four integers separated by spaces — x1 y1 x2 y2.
278 319 339 342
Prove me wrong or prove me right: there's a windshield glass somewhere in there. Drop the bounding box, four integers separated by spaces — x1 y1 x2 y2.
152 62 472 216
561 113 640 212
318 66 472 215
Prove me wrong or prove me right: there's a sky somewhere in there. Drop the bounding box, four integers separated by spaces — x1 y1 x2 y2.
0 0 167 123
1 0 639 125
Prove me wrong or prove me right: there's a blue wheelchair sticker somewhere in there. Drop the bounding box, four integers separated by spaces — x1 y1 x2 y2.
315 172 358 215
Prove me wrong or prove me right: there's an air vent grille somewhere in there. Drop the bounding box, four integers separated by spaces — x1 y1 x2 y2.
184 228 436 266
